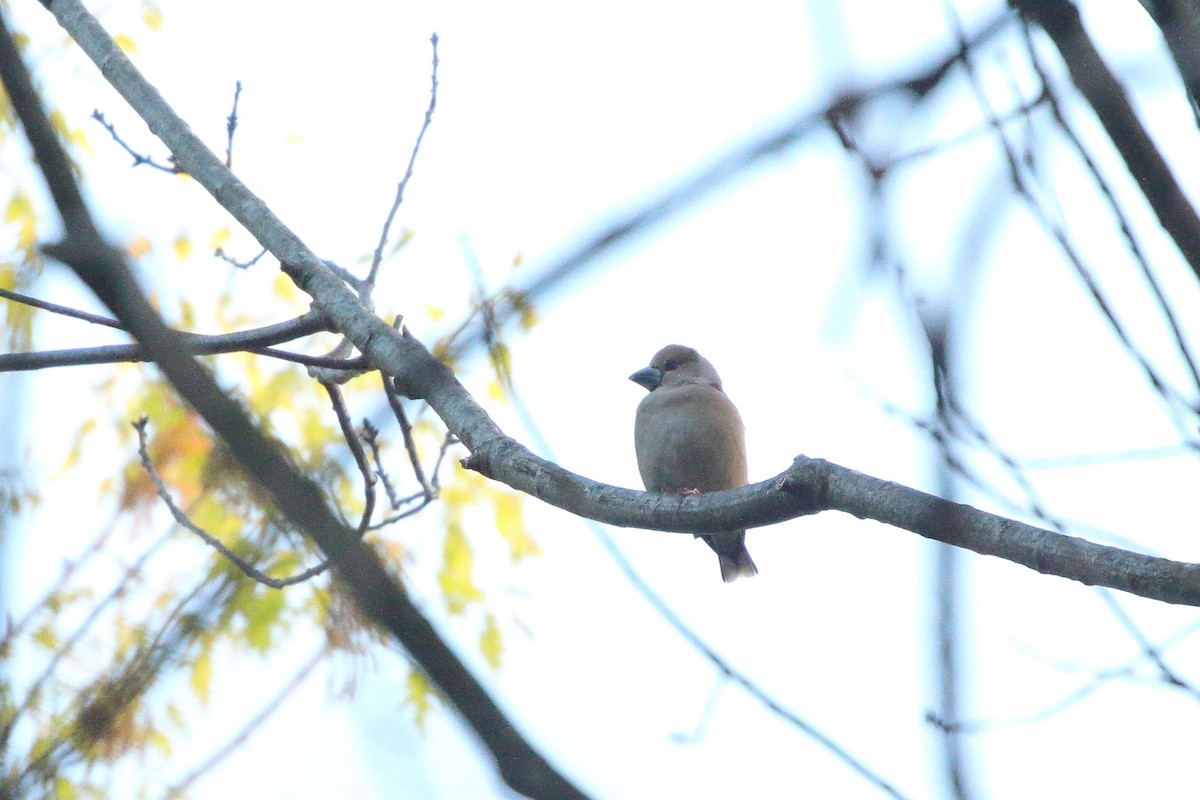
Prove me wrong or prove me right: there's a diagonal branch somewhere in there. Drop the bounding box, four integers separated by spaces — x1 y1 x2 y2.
1014 0 1200 284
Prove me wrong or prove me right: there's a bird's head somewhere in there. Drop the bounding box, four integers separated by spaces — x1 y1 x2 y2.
629 344 723 392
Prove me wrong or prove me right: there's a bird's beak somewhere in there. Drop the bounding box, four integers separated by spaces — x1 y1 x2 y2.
629 365 663 391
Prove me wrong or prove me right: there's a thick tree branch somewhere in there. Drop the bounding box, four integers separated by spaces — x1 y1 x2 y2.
1136 0 1200 126
461 443 1200 607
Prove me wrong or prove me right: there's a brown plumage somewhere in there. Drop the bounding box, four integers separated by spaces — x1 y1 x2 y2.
630 344 757 582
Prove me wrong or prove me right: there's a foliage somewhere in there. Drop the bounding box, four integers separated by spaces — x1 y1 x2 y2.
0 6 539 796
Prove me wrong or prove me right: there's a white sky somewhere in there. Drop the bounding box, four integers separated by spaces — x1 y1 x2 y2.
6 0 1200 798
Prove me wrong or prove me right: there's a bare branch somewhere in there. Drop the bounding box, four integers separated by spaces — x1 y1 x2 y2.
224 80 242 168
366 32 439 290
214 245 267 270
322 381 376 536
360 419 400 509
1019 17 1200 396
1015 0 1200 283
132 417 334 588
91 109 180 172
383 372 434 501
161 645 325 798
0 311 339 372
366 430 455 530
0 286 123 328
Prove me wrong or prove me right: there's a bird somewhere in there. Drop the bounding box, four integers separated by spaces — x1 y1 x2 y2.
630 344 758 582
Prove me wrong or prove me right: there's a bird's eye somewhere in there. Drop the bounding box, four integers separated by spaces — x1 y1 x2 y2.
663 360 678 371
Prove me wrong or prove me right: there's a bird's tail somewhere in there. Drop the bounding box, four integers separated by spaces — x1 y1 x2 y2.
717 538 758 583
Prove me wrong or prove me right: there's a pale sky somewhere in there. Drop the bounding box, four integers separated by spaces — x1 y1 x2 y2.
5 0 1200 798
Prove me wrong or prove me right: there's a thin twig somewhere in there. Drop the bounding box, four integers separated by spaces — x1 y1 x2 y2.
132 417 332 588
161 645 326 798
5 528 174 753
1018 18 1200 398
0 286 123 328
383 371 432 500
361 419 401 509
91 109 180 172
0 312 338 372
366 431 455 530
322 382 376 536
366 33 440 290
214 246 267 270
1097 588 1200 699
224 80 242 169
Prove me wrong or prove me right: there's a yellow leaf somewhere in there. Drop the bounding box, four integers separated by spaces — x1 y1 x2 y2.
480 613 502 670
506 289 538 331
54 777 78 800
179 297 196 329
405 669 437 730
299 407 336 454
48 110 91 155
241 587 285 653
440 460 487 509
49 111 70 139
115 617 144 659
5 191 37 253
142 2 164 30
173 234 192 262
127 235 152 258
165 702 185 729
4 192 32 223
56 417 97 477
387 228 414 257
238 585 285 652
113 33 138 53
487 379 507 404
33 624 56 649
149 728 172 756
210 226 231 251
488 341 513 393
190 643 212 705
492 491 540 563
438 521 484 614
425 304 444 322
273 271 299 303
191 495 242 544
